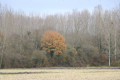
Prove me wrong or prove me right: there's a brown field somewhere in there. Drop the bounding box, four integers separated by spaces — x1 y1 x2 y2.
0 68 120 80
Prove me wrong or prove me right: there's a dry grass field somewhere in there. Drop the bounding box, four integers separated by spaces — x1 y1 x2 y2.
0 68 120 80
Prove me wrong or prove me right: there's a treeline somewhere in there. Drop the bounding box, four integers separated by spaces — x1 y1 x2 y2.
0 4 120 68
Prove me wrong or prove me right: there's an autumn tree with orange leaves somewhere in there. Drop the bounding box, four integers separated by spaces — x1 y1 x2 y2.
41 31 66 57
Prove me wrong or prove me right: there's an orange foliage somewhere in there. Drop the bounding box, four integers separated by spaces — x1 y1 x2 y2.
41 30 66 54
0 32 4 39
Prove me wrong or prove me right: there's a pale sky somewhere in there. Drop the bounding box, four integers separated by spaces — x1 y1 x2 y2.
1 0 120 15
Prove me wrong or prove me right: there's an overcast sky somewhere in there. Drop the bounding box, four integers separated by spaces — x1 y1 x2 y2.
1 0 120 15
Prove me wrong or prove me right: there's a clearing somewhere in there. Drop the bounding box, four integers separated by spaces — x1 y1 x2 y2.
0 68 120 80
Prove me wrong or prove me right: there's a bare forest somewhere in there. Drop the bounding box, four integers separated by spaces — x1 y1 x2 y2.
0 4 120 68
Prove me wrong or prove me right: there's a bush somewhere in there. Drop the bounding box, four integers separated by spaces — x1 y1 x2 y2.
112 60 120 67
32 50 48 67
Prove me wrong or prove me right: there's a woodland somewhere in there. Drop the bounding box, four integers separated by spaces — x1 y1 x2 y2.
0 4 120 68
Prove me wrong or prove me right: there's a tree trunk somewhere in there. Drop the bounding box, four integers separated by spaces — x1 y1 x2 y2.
0 40 4 68
109 33 111 66
114 25 117 60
